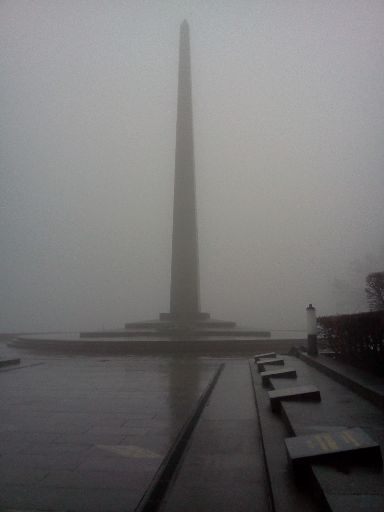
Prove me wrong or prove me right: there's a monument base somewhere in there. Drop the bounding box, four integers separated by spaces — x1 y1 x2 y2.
9 313 273 356
159 312 211 322
9 334 299 356
80 314 269 339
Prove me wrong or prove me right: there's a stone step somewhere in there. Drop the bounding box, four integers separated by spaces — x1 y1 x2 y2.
254 352 277 362
257 358 285 372
261 368 297 386
268 385 321 412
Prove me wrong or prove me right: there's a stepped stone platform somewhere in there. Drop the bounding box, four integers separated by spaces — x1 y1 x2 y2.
9 317 278 355
81 316 269 339
9 310 275 355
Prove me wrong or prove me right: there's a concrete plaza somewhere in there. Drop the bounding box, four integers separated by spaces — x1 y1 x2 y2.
1 341 383 512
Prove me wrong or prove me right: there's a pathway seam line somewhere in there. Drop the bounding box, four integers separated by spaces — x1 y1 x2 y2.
135 362 225 512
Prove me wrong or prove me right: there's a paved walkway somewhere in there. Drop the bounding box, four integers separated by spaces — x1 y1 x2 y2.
160 361 271 512
1 344 383 512
0 355 217 511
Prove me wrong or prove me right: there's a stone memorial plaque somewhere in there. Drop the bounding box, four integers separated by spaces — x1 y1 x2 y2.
254 352 276 362
257 358 285 372
268 385 321 412
261 368 297 386
285 428 382 468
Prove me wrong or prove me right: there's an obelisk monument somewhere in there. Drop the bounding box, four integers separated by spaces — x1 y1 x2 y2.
15 21 271 350
169 21 200 322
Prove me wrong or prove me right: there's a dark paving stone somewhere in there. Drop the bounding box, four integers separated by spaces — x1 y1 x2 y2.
0 420 91 435
16 444 92 460
326 494 384 512
0 451 85 471
162 482 269 512
52 432 127 446
0 485 141 512
77 451 163 473
0 467 48 485
185 420 260 455
313 463 384 496
41 468 156 490
80 440 167 461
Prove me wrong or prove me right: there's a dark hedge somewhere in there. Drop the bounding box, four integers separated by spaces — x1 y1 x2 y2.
318 311 384 374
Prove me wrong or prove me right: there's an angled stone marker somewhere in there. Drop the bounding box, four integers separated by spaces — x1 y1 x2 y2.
254 352 276 362
257 358 285 373
268 384 321 412
261 368 297 386
285 428 382 468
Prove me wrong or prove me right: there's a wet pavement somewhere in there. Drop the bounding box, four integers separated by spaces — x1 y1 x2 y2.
0 350 218 511
160 362 270 512
1 341 384 512
251 355 384 512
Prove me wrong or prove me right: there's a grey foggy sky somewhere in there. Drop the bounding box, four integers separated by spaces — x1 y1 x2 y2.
1 1 384 332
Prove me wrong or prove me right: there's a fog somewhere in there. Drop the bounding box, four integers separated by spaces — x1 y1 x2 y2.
1 1 384 333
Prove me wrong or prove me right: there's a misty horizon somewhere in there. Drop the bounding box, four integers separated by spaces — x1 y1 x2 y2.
1 1 384 333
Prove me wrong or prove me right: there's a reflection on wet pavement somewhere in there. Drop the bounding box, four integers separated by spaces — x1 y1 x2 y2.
0 354 218 511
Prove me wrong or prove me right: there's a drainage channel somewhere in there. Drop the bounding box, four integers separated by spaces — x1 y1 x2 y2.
135 363 225 512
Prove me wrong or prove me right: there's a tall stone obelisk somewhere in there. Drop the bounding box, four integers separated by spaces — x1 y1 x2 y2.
36 20 271 348
169 21 200 321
